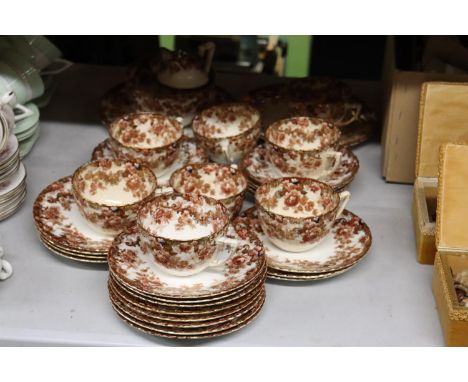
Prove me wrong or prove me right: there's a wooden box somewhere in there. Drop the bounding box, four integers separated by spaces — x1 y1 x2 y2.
432 143 468 346
413 82 468 264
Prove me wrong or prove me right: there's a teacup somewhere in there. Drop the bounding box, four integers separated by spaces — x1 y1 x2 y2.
265 117 342 179
72 159 157 235
192 102 261 164
255 177 350 252
157 42 215 90
137 193 232 276
0 55 44 104
169 163 247 219
109 112 183 177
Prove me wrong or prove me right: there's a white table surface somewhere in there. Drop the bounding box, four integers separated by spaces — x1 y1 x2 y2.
0 65 443 346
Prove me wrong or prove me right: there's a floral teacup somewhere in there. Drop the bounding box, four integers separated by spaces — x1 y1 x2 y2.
169 163 247 219
72 159 157 235
109 112 183 177
137 193 234 276
265 117 342 179
192 102 261 164
255 177 350 252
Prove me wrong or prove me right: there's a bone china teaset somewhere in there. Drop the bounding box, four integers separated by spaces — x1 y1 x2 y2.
32 45 372 339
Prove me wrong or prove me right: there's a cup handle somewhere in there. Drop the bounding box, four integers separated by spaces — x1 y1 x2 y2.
220 140 235 163
198 42 215 73
13 103 33 121
41 58 73 75
319 151 342 179
337 103 362 127
209 237 241 267
0 246 13 281
336 191 350 218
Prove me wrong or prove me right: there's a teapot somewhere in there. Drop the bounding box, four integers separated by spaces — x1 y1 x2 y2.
157 42 215 90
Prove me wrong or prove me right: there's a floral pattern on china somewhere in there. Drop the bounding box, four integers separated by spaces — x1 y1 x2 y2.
240 144 359 192
236 207 372 274
91 136 208 187
265 116 342 179
109 112 183 177
108 221 266 297
169 163 247 219
33 177 114 252
192 102 261 164
255 177 350 252
137 193 233 276
72 159 157 235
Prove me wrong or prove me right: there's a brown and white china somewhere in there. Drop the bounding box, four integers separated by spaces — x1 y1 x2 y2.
255 177 350 252
110 261 267 307
137 193 234 277
265 117 342 179
72 159 157 235
192 103 261 164
33 177 114 254
109 112 183 177
92 135 208 186
169 163 247 219
157 44 215 90
108 219 265 298
454 270 468 307
100 81 231 128
236 207 372 275
110 288 265 339
240 144 359 193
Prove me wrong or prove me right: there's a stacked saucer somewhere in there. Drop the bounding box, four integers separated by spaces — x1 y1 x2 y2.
33 177 113 263
0 134 26 221
107 221 267 340
236 207 372 281
13 103 40 158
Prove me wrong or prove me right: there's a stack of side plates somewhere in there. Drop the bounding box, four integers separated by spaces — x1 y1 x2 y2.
107 223 267 340
14 103 40 159
0 134 26 221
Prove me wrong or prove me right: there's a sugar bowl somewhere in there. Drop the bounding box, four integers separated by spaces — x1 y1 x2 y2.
192 102 261 164
265 117 342 179
255 177 350 252
109 112 183 177
169 163 247 219
72 159 157 235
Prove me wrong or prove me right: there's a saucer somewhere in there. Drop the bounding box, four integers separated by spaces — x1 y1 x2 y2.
91 136 208 186
33 176 114 254
240 144 359 193
236 207 372 275
19 126 40 158
110 289 265 339
13 103 40 135
108 222 266 299
109 274 265 320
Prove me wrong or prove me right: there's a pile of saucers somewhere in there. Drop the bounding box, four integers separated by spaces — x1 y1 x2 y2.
14 103 40 158
107 220 267 340
0 134 26 221
32 177 112 263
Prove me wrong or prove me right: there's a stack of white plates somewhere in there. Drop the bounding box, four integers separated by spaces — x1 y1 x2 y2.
13 103 40 158
0 134 26 221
